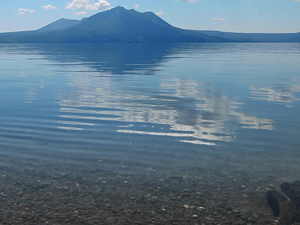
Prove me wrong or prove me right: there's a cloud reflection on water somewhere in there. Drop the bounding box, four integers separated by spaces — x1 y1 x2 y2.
58 72 274 145
10 43 278 145
250 85 300 107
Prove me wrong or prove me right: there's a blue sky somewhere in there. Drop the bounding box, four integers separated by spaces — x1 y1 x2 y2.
1 0 300 33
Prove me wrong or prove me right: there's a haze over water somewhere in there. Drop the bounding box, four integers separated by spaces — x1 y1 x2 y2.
1 43 300 177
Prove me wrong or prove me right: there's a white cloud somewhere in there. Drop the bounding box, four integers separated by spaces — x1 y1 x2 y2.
133 4 139 9
294 0 300 2
17 8 35 15
156 11 165 16
18 8 36 13
42 5 58 10
66 0 111 11
213 18 226 21
74 11 87 15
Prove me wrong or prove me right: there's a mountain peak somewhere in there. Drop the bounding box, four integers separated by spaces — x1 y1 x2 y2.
110 6 128 12
114 6 126 9
37 18 80 32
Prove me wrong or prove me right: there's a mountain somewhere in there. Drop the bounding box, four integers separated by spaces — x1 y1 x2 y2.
53 6 226 42
0 6 299 43
0 7 226 43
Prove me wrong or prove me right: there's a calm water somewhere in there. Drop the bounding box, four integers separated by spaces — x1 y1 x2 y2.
1 42 300 175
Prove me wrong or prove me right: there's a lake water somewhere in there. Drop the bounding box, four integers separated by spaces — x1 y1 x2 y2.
1 42 300 223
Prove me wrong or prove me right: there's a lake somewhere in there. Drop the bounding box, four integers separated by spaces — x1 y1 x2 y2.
1 42 300 224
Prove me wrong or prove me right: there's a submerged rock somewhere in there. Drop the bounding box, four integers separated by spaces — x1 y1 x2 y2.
266 181 300 225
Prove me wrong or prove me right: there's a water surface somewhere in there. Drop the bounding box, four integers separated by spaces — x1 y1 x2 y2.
1 42 300 175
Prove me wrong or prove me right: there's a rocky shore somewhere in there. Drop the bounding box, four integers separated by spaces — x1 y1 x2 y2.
0 154 289 225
